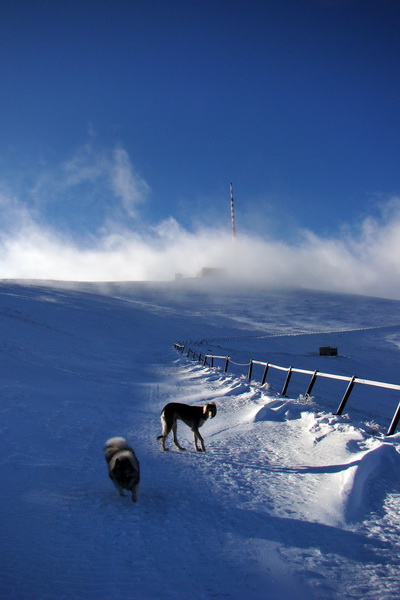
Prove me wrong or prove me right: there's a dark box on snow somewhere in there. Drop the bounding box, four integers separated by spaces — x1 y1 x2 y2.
319 346 338 356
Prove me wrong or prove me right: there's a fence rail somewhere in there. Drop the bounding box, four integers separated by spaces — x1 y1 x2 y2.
173 343 400 436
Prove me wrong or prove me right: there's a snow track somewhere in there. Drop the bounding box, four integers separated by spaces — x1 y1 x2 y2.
168 361 400 600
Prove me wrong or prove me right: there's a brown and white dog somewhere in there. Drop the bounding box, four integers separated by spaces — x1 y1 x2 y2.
104 437 140 501
157 402 217 452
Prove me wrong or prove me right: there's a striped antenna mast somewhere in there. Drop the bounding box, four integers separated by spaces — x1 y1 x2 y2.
230 182 237 239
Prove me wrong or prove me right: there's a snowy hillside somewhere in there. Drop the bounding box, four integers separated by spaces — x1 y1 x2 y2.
1 279 400 600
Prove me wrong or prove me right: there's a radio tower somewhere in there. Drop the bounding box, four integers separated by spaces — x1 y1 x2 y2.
230 182 237 239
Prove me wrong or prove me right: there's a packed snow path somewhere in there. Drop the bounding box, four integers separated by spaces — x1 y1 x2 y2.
1 280 400 599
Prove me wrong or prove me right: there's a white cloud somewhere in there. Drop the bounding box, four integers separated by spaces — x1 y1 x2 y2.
2 148 400 299
30 143 150 222
111 147 150 217
62 144 106 187
1 202 400 300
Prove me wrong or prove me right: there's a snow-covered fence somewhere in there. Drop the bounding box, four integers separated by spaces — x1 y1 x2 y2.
247 359 400 435
173 343 400 436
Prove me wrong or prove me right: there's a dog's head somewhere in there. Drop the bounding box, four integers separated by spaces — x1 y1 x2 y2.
204 402 217 419
104 437 129 462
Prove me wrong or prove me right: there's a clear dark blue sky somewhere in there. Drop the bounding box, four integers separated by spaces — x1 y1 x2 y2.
1 0 400 241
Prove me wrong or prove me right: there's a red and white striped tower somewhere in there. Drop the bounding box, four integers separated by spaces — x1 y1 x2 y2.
230 182 237 239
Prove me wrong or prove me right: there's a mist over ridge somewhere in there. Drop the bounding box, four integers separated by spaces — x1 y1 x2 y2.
1 143 400 300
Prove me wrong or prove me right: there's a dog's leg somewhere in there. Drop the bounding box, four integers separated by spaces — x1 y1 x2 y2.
193 429 206 452
131 484 139 502
112 480 126 496
157 434 169 451
172 422 186 450
157 413 171 451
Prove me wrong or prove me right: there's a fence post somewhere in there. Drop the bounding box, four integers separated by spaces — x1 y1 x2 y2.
261 363 269 385
281 367 293 396
306 370 318 396
336 376 356 415
224 357 230 372
248 360 254 381
387 401 400 435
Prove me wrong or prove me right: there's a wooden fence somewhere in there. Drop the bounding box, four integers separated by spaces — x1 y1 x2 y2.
173 342 400 436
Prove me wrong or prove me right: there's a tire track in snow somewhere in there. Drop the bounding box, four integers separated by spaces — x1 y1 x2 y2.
184 322 400 347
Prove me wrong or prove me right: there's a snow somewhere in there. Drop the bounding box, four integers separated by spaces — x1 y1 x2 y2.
1 279 400 600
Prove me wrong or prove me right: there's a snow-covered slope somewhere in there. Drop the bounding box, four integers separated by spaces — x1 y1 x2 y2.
1 280 400 600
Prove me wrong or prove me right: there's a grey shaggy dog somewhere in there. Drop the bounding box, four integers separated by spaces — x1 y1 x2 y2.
104 437 140 502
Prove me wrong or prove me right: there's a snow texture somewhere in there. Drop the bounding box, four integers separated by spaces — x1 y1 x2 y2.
1 279 400 599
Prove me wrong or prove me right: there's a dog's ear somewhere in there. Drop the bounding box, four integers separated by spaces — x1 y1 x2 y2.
207 402 217 417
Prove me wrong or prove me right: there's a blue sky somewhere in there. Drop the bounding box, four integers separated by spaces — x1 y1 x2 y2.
1 0 400 295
